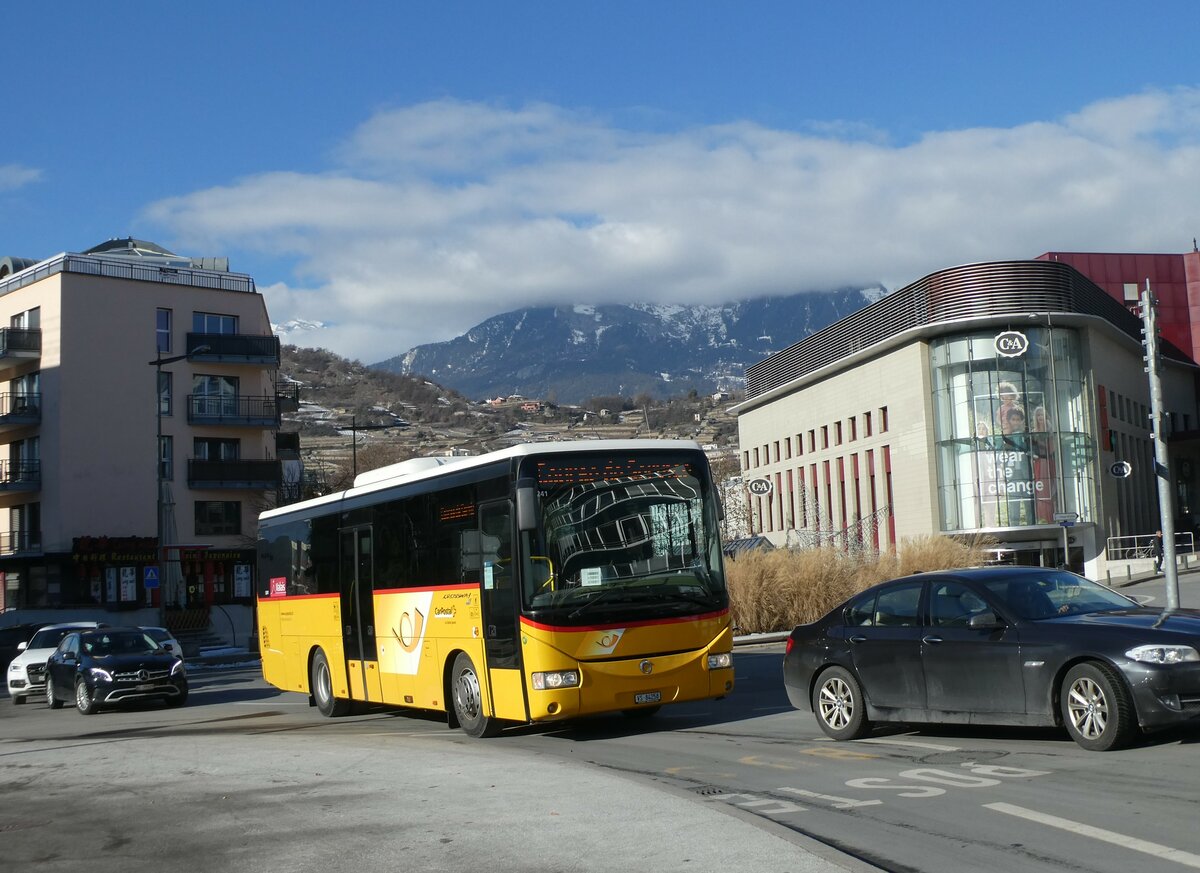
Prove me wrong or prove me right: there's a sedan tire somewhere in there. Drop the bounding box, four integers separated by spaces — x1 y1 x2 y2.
46 680 63 710
1061 662 1136 751
75 678 98 715
812 666 871 741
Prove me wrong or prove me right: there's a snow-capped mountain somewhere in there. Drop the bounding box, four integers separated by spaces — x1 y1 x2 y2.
272 318 327 341
372 287 885 403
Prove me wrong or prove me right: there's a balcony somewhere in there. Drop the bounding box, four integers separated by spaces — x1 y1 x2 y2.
0 530 40 555
187 459 282 489
276 381 301 413
0 393 40 432
0 459 40 493
187 332 281 366
0 328 41 365
187 394 281 427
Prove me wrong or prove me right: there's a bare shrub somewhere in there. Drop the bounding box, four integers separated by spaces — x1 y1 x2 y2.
726 534 995 634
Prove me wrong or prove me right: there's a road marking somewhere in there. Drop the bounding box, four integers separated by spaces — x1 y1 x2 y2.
739 755 799 771
801 746 880 760
780 787 882 809
856 737 961 752
985 802 1200 869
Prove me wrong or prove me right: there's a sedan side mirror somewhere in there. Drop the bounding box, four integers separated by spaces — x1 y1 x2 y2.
968 611 1004 630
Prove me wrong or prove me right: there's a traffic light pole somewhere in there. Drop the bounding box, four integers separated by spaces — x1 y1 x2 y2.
1141 283 1181 609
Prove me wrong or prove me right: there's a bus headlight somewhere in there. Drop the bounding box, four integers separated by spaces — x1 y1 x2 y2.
707 652 733 670
531 670 581 690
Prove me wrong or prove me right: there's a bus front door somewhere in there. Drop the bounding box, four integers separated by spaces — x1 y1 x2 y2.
477 502 525 721
339 525 379 701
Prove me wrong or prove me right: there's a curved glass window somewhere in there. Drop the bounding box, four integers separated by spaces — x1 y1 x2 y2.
931 327 1095 531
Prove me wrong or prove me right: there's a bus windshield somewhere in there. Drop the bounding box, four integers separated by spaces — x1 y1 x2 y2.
521 452 727 623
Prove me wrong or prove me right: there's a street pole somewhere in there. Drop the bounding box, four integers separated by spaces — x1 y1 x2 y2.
1141 283 1181 609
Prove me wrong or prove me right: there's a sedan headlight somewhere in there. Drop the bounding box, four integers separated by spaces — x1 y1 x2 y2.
88 667 113 682
531 670 580 690
171 660 186 677
7 662 20 674
1125 644 1200 664
707 652 733 670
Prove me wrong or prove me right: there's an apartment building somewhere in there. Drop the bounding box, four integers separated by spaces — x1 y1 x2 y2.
0 238 295 621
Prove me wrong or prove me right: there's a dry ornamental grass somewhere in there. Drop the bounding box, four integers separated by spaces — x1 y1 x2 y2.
725 535 995 634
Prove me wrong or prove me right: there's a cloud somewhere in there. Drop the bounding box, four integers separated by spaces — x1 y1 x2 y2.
0 164 42 192
143 90 1200 364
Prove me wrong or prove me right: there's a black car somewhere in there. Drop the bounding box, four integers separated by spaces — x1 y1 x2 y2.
45 627 188 714
782 566 1200 750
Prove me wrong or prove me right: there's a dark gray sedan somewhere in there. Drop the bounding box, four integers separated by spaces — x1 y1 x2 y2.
782 566 1200 750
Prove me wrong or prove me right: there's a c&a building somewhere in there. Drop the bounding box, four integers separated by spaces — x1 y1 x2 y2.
733 251 1200 579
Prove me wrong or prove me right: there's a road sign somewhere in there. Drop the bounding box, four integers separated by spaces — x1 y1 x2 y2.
1109 460 1133 479
143 566 160 589
746 477 773 497
1053 511 1078 527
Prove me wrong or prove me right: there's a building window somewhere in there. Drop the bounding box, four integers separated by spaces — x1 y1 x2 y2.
742 450 750 470
1123 282 1139 303
808 430 816 453
835 422 843 445
195 501 241 536
194 437 240 460
796 433 804 457
158 371 172 416
864 411 872 437
193 374 239 417
193 312 238 334
849 417 857 442
157 308 172 353
753 447 760 467
773 441 780 463
821 426 829 449
785 437 792 460
159 436 173 480
880 406 889 432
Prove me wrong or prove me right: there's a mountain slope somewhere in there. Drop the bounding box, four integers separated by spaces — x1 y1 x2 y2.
373 288 881 402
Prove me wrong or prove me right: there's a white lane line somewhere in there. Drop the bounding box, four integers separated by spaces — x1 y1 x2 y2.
985 802 1200 869
855 737 961 752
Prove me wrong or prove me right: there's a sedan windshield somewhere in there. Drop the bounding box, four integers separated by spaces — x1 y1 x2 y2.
980 571 1136 620
83 631 158 657
28 628 75 650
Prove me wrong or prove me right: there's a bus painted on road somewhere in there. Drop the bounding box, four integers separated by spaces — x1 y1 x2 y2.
256 440 734 736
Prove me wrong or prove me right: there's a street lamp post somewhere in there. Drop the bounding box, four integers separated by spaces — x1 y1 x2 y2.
149 344 210 616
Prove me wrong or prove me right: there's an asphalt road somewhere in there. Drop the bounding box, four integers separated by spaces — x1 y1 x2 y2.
3 573 1198 873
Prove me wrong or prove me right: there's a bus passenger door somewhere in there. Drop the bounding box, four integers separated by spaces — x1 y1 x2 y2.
477 501 524 720
340 525 379 700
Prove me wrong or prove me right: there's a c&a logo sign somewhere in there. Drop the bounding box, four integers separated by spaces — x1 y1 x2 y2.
993 330 1029 358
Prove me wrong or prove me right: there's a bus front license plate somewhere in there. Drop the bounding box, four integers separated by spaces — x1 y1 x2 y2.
634 692 661 705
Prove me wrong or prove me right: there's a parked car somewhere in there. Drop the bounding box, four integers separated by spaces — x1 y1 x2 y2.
0 622 48 675
140 626 185 660
45 626 188 714
6 622 102 704
782 566 1200 751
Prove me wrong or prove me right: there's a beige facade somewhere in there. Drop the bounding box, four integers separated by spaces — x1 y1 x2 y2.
0 241 286 614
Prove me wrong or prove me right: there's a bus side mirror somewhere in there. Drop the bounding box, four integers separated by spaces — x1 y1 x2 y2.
517 478 538 531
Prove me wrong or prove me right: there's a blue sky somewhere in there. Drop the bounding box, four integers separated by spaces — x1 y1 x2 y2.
3 2 1199 363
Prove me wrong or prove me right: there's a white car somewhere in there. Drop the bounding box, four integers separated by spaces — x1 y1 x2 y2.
6 621 101 704
140 626 185 660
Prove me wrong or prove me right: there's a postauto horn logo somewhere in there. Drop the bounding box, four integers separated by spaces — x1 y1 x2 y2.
994 330 1029 358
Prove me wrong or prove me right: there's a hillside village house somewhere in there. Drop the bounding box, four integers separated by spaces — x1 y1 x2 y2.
734 249 1200 580
0 239 295 639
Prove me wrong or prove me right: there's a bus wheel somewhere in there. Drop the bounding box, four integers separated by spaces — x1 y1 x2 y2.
451 653 500 738
311 649 351 717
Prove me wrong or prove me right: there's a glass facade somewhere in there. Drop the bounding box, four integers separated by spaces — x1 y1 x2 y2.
931 327 1095 531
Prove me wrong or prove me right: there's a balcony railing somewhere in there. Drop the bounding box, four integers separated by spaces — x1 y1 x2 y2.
0 530 40 555
0 459 40 492
186 395 280 427
276 381 301 412
0 328 41 363
187 332 281 366
187 459 282 489
0 392 40 431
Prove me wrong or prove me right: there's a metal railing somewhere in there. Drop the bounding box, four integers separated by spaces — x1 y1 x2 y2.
0 392 40 420
0 328 41 358
187 332 281 364
187 459 282 488
186 394 280 427
1106 532 1196 561
0 253 256 297
0 459 40 490
0 530 40 554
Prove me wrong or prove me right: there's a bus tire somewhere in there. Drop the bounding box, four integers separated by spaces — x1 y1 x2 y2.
311 649 351 718
451 652 500 738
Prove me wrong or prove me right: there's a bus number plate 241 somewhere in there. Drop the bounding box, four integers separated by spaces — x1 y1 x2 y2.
634 691 661 705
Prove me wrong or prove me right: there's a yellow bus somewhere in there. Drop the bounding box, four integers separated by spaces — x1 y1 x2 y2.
256 440 734 736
